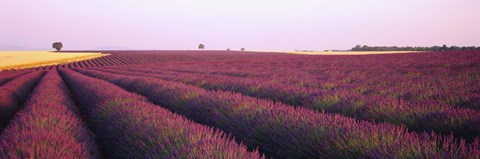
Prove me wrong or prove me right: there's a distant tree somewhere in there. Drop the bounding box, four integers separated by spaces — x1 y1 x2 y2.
431 45 441 51
362 45 369 50
227 48 231 51
52 42 63 51
450 46 460 51
352 45 362 51
240 48 245 51
441 44 448 51
198 44 205 50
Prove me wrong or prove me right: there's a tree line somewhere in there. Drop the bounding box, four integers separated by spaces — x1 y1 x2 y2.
351 45 480 51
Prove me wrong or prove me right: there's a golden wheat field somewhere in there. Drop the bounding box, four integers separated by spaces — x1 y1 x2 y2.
0 51 107 70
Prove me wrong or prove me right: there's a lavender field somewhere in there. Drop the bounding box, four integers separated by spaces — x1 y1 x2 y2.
0 50 479 158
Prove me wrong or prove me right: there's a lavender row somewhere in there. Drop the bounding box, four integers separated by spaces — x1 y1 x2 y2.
144 51 480 80
92 67 480 141
0 71 44 131
0 71 99 158
127 52 480 111
60 69 262 159
25 50 279 71
0 70 31 86
76 68 480 158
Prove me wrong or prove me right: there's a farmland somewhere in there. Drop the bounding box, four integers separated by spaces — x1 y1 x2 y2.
0 50 479 158
260 50 423 55
0 51 106 71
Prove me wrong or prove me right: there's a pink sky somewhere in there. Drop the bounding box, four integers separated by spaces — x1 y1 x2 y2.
1 0 479 50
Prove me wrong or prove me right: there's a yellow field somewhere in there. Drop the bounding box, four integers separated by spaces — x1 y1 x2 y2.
0 51 108 70
254 50 422 55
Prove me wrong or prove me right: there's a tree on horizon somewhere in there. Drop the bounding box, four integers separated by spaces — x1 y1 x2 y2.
52 42 63 51
198 44 205 50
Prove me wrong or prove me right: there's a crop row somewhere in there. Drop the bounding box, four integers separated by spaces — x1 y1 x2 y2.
139 51 480 109
148 51 480 80
75 68 480 158
0 71 44 131
29 53 162 70
127 51 480 111
60 69 262 158
90 66 480 142
0 70 31 86
0 71 99 158
25 50 280 71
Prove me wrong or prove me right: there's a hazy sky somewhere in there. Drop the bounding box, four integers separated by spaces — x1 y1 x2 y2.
1 0 479 50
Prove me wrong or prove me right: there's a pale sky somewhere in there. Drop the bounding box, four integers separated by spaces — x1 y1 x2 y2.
1 0 479 50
